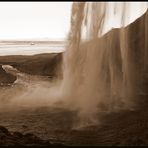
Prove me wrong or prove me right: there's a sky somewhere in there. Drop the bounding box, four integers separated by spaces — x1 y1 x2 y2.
0 2 147 40
0 2 72 40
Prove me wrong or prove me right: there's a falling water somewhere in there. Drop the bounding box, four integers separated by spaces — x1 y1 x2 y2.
59 2 148 126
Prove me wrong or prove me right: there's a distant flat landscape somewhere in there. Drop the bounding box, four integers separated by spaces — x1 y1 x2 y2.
0 40 65 56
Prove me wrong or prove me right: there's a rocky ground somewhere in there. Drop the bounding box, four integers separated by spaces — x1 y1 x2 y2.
0 98 148 146
0 125 65 146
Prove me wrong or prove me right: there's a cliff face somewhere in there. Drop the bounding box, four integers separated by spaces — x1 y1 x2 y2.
80 9 148 97
0 53 63 85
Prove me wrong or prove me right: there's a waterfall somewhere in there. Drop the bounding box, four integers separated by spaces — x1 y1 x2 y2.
59 2 148 125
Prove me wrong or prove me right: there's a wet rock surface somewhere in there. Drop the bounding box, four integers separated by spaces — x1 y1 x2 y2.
0 125 65 146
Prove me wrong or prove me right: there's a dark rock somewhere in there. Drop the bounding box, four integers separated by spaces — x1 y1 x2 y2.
0 126 11 136
0 126 65 146
12 132 23 139
22 125 28 128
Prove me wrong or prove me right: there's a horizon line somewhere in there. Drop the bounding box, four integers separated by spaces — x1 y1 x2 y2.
0 37 66 41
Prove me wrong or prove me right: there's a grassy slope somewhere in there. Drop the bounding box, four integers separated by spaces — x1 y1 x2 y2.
0 53 62 84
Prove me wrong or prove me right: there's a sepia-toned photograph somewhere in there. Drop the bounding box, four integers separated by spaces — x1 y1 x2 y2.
0 1 148 146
